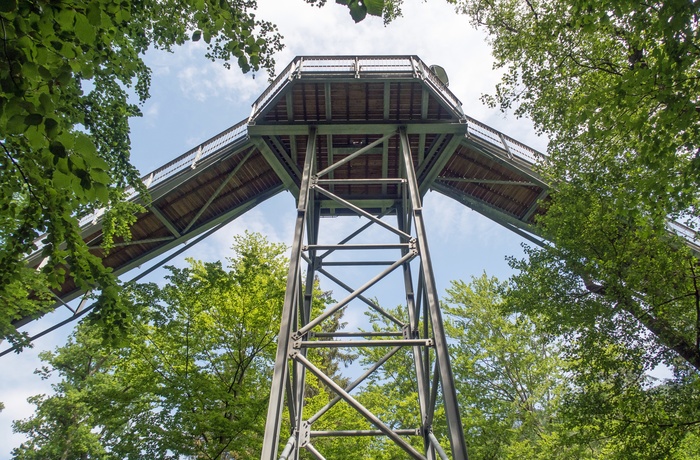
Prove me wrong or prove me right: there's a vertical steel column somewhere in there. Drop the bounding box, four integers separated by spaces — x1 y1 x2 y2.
397 202 436 460
261 129 317 460
399 128 469 460
263 129 467 459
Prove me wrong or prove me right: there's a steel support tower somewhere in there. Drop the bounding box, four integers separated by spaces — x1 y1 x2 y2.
261 128 467 459
20 56 557 457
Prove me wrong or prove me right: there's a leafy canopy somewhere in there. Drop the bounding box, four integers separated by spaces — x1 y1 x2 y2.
0 0 283 347
12 232 289 459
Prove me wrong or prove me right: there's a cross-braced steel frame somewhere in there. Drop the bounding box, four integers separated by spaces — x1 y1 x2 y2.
261 128 468 460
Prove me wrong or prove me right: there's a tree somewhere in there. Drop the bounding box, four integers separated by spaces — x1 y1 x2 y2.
11 320 118 460
454 0 700 370
13 232 358 459
444 0 700 453
442 274 576 460
0 0 283 347
108 232 288 459
508 251 700 459
12 232 289 459
347 273 700 459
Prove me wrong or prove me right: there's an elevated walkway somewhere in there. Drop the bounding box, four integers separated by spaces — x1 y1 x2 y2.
25 56 549 310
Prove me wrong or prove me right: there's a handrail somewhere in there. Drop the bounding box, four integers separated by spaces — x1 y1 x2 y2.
77 120 249 228
464 115 546 165
249 55 464 122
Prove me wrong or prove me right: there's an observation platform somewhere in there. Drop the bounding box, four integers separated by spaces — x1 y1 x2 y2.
26 55 549 313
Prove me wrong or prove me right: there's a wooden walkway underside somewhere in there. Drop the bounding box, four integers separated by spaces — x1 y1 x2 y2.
25 56 549 314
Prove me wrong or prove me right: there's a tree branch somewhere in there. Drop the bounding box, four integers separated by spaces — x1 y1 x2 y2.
584 279 700 371
1 142 45 209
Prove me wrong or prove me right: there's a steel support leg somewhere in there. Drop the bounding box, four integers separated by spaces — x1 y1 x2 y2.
262 129 467 460
399 128 469 459
261 129 317 460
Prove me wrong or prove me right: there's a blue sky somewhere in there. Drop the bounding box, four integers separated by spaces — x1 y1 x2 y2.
0 1 548 456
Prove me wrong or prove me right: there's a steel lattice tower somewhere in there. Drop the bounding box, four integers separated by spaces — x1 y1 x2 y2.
261 127 468 459
20 56 555 458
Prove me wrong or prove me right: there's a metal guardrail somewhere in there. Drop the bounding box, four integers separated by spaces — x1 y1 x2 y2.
249 56 541 167
250 55 464 124
77 120 249 228
410 57 463 111
668 220 700 252
464 115 545 165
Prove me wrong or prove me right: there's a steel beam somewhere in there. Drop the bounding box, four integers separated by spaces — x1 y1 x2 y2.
253 137 300 197
261 128 317 460
419 134 465 196
247 123 469 137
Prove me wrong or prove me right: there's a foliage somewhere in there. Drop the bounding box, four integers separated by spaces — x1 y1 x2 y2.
12 232 289 459
447 0 700 368
11 321 117 460
355 307 427 458
448 0 700 454
508 249 700 458
443 274 575 459
110 232 288 459
0 0 283 347
307 0 399 24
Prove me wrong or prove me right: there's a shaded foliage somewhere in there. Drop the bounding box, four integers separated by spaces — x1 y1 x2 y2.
13 232 287 459
0 0 283 347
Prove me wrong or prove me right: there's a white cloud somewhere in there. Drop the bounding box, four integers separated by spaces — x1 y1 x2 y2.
144 101 159 118
172 40 267 104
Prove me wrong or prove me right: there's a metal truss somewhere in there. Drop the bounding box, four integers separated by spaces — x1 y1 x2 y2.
262 128 468 460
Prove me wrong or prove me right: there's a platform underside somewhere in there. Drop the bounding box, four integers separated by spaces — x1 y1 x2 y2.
24 56 549 316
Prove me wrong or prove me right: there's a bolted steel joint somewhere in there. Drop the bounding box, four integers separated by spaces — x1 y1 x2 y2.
299 421 311 447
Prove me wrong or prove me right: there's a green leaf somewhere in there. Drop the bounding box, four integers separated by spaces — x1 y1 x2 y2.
237 55 250 73
192 30 202 42
0 0 17 13
49 141 67 158
44 117 59 138
25 113 43 126
86 2 102 26
6 114 27 134
39 92 54 112
55 8 76 30
93 182 109 203
55 157 69 174
90 168 111 185
38 65 53 80
57 68 72 86
74 14 96 44
53 170 72 189
348 1 367 23
74 133 97 156
364 0 384 16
